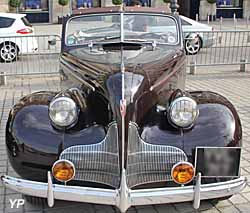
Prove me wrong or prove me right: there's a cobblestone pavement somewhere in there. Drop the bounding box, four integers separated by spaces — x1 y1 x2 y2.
0 69 250 213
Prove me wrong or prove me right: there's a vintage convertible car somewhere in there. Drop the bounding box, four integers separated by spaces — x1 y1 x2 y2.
1 5 247 213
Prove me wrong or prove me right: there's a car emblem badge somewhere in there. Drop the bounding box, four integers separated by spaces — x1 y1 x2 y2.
120 99 127 117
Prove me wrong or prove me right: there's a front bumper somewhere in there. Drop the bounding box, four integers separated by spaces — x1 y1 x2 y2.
1 170 247 213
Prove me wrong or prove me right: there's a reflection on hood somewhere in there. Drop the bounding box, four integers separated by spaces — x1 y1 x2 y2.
69 46 177 65
106 72 144 104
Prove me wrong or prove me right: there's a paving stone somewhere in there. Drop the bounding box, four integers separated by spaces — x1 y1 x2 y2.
242 192 250 202
211 199 232 208
174 202 196 212
229 194 249 205
235 203 250 212
198 201 214 211
93 204 116 213
0 193 4 204
217 205 240 213
125 208 137 213
23 199 43 212
154 204 178 213
136 207 158 213
199 207 220 213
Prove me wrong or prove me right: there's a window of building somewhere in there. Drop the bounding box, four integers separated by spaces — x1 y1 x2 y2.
216 0 243 7
72 0 101 9
19 0 49 11
124 0 150 6
0 17 15 28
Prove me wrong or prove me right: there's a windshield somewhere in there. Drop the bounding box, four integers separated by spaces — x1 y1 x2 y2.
66 13 179 46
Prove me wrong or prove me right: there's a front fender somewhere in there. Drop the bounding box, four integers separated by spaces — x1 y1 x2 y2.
6 91 106 181
6 92 61 181
183 91 242 156
139 91 242 158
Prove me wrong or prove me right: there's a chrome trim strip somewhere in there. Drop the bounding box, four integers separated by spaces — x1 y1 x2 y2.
1 175 247 213
120 13 124 42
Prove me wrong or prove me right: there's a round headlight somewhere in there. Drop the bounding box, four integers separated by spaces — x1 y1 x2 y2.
49 97 78 127
169 96 199 128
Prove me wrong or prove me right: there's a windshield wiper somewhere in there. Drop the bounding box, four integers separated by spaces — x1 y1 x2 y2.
91 36 121 42
124 39 157 50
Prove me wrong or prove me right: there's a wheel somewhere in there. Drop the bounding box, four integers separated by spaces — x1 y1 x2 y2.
185 35 202 55
0 42 18 63
24 195 46 206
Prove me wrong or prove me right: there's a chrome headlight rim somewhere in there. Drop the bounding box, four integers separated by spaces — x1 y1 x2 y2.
168 96 199 128
49 96 78 128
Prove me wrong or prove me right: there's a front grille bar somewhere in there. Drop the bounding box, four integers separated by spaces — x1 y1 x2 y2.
60 122 188 188
60 122 120 188
126 122 187 187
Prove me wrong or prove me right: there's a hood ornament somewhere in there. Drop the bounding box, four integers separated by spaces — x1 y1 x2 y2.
120 99 127 117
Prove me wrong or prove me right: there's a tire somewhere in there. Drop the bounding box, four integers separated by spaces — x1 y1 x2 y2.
185 36 202 55
0 42 18 63
24 195 46 206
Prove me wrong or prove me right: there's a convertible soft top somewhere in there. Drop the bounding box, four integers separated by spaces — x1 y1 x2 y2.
72 6 171 16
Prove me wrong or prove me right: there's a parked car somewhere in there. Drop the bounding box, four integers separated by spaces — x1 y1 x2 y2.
1 6 247 213
180 15 215 55
0 13 38 62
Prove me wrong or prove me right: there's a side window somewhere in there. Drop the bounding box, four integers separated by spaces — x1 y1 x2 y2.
181 19 192 26
0 17 15 28
21 17 32 27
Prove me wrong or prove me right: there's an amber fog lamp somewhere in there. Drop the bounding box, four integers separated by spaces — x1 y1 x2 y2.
171 162 195 185
52 160 75 182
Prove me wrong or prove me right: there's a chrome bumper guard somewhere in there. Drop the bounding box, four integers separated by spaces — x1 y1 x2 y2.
1 171 247 213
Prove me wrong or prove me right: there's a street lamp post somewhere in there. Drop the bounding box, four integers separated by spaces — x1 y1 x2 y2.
170 0 179 14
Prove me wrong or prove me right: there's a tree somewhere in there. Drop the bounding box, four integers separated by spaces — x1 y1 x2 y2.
112 0 123 5
9 0 21 13
58 0 69 17
207 0 216 3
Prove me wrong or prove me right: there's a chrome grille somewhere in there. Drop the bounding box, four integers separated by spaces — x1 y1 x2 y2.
126 122 187 188
59 122 120 188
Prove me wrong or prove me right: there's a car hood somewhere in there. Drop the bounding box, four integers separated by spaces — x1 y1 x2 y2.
61 43 185 121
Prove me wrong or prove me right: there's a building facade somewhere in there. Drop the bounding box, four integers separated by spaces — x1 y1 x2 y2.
0 0 249 23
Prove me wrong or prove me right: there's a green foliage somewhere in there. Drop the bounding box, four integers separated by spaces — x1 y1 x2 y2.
207 0 216 4
163 0 171 3
9 0 21 8
112 0 123 5
58 0 69 6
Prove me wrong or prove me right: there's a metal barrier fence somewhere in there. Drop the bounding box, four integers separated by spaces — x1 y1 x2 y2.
0 31 249 80
186 30 250 73
0 34 61 78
